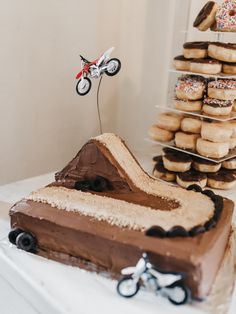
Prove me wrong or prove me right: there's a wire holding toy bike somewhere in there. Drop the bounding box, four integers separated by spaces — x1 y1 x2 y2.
97 76 103 134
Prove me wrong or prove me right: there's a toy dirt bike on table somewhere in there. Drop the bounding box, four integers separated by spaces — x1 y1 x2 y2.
117 253 191 306
75 47 121 96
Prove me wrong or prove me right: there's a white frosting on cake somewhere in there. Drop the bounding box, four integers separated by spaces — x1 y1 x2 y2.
27 186 214 231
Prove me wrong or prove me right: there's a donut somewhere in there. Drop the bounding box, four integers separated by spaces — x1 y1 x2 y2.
222 62 236 74
190 58 222 75
173 55 191 71
148 125 174 142
175 132 200 151
176 170 207 189
196 138 229 158
207 169 236 190
174 98 202 111
201 121 233 143
207 79 236 101
229 137 236 149
193 157 221 173
181 117 202 133
208 42 236 62
225 120 236 137
162 151 192 172
183 42 209 59
156 112 183 131
193 1 218 31
215 0 236 32
222 157 236 169
175 75 206 100
152 156 176 182
202 97 233 116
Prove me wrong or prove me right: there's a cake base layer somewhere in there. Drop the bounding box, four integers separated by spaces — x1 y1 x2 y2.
10 198 233 300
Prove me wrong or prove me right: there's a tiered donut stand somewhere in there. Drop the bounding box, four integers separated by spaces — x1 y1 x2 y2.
147 2 236 190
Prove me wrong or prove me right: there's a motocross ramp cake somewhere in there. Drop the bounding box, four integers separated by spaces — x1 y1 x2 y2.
9 133 233 300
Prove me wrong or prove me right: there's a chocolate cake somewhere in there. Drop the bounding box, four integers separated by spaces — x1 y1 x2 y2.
9 133 234 300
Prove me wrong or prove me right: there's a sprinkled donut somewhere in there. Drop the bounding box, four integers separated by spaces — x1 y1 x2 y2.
215 0 236 32
208 79 236 100
175 75 206 100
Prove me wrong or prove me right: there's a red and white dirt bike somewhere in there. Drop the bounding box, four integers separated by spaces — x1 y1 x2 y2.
75 47 121 96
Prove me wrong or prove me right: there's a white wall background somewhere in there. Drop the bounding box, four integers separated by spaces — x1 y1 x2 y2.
1 0 231 185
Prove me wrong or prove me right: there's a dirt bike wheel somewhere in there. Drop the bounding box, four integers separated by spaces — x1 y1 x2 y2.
116 276 140 298
76 77 91 96
166 283 190 305
105 58 121 76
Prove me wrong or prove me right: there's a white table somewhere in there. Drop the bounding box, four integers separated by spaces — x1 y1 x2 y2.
0 166 236 314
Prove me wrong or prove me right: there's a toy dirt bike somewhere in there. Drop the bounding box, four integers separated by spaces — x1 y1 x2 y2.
75 47 121 96
117 253 190 305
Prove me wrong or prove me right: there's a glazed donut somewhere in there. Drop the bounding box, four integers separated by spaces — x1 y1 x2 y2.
196 138 229 158
156 112 183 131
176 170 207 189
183 42 209 59
148 125 174 142
202 97 233 116
225 120 236 137
193 157 221 173
201 121 233 143
229 137 236 149
173 55 191 71
153 157 176 182
174 99 202 112
208 43 236 62
222 157 236 169
208 79 236 101
162 152 192 172
175 132 200 151
175 75 206 100
193 1 218 31
181 117 202 133
190 58 222 75
215 0 236 32
222 62 236 74
207 170 236 190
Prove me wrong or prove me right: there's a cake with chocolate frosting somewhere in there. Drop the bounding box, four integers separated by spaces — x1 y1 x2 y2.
9 133 234 300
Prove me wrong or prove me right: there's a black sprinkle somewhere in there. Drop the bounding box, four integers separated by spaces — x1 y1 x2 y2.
189 225 205 236
187 184 202 192
167 226 189 237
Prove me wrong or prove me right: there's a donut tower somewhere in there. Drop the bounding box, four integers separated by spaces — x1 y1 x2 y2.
149 0 236 190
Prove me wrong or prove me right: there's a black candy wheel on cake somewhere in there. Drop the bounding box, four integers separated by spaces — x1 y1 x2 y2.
8 228 37 253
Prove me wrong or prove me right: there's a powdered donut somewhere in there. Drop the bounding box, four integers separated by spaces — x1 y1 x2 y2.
157 112 183 131
196 138 229 158
175 132 200 151
193 1 218 31
215 0 236 32
175 75 206 100
208 79 236 101
181 117 202 133
174 99 202 111
201 121 233 143
148 125 174 142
